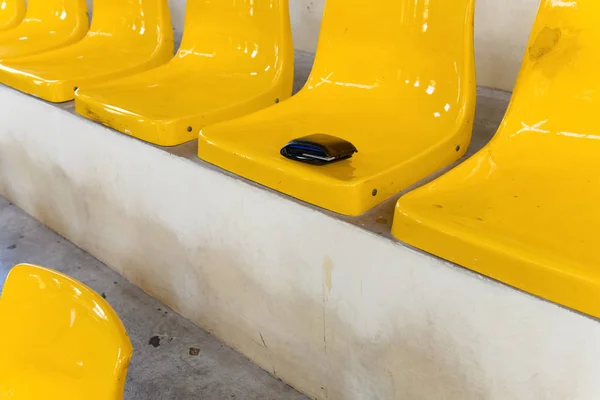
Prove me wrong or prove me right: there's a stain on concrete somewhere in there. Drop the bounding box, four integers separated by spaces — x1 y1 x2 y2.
375 217 387 225
149 336 161 348
6 244 16 250
260 332 268 349
322 256 333 293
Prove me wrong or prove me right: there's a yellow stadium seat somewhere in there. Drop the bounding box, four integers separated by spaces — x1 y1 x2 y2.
0 264 132 399
0 0 173 103
74 0 294 146
0 0 89 60
0 0 25 31
197 0 476 216
393 0 600 318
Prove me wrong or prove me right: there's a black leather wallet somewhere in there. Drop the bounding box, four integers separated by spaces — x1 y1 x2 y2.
280 134 358 165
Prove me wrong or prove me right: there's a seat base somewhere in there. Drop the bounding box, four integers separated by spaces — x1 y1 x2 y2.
392 149 600 319
76 95 199 146
0 63 77 102
198 91 472 216
0 38 173 103
75 64 288 146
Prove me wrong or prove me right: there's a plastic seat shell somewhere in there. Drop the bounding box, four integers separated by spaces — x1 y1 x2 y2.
0 0 89 61
392 0 600 319
197 0 476 216
74 0 294 146
0 0 25 31
0 264 132 399
0 0 173 102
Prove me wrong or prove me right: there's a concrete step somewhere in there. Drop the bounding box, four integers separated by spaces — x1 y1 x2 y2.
0 196 306 400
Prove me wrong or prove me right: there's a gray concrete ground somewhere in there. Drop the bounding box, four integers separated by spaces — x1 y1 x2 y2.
0 195 307 400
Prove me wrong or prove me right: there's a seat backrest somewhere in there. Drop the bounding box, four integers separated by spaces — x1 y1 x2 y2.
23 0 88 28
0 264 132 399
89 0 172 44
175 0 293 77
0 0 25 30
305 0 475 108
497 0 600 145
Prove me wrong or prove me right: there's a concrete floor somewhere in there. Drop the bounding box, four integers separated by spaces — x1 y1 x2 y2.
0 195 306 400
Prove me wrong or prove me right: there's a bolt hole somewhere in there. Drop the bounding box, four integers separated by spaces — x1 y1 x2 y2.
372 189 378 197
455 145 461 152
74 86 79 92
275 98 280 104
187 126 193 132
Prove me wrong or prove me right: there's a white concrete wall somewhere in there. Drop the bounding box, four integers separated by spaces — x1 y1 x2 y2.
2 86 600 399
86 0 539 91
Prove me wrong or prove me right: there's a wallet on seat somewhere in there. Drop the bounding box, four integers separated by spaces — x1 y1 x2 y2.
281 134 358 165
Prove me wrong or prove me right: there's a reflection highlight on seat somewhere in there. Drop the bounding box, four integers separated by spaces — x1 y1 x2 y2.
0 0 173 102
197 0 476 216
392 0 600 319
0 0 89 60
74 0 294 146
0 264 132 399
0 0 25 31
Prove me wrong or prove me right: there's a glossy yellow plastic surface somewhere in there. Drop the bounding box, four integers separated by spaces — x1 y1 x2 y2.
0 0 89 60
0 264 132 399
393 0 600 318
75 0 294 146
197 0 476 216
0 0 25 31
0 0 173 102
